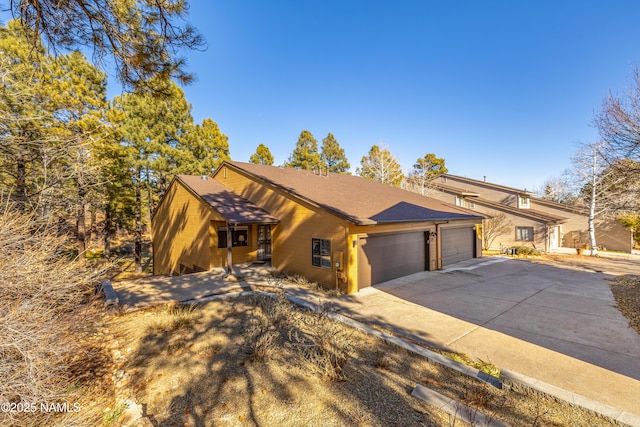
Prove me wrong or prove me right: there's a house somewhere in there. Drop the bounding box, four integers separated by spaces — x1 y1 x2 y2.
152 161 484 293
427 174 633 253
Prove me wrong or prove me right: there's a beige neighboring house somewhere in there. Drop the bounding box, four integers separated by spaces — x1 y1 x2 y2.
152 162 484 293
427 174 633 253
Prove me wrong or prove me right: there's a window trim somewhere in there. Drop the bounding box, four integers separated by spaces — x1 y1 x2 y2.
312 238 332 269
515 226 534 242
518 194 530 209
217 226 250 248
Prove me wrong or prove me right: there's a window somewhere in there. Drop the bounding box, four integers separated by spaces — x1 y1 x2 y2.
312 238 331 268
441 176 447 183
455 195 464 207
218 226 249 248
516 226 534 241
518 195 530 209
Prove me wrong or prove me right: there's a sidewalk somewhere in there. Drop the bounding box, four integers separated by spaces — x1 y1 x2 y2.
113 260 640 426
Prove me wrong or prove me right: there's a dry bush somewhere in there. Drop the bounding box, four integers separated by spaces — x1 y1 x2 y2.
244 294 354 380
289 306 354 382
244 292 291 360
0 203 106 426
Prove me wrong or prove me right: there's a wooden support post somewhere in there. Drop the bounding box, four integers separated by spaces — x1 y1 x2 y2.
226 222 233 276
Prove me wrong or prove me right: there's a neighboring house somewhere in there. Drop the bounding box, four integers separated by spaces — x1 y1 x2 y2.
427 174 633 253
152 161 484 293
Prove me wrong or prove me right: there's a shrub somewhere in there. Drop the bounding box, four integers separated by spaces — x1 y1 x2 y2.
289 306 354 382
512 246 542 256
244 293 292 360
0 203 106 426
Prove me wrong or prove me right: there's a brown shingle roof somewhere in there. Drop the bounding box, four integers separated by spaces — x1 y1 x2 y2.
434 183 567 224
176 175 280 225
221 162 483 225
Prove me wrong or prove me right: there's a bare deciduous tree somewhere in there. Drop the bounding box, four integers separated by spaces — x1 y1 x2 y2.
536 174 576 204
569 142 627 255
356 142 404 188
596 66 640 160
482 212 512 250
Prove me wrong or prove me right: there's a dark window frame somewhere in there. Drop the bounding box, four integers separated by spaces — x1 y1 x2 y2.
515 226 534 241
312 238 331 269
218 226 250 248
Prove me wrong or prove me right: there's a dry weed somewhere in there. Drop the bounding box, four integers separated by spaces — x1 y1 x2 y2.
610 274 640 334
0 203 109 427
289 306 354 381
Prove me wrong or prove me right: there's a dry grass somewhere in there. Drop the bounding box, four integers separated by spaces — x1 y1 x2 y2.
105 295 618 427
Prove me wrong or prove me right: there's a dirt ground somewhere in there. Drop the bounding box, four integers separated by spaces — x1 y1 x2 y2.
102 291 620 427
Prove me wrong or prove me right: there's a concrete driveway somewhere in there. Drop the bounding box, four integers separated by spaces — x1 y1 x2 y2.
333 255 640 419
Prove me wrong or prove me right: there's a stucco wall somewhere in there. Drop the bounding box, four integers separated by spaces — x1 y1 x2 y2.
215 165 349 289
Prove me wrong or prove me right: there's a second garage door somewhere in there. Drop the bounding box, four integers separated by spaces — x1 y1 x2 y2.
441 227 475 266
358 232 426 288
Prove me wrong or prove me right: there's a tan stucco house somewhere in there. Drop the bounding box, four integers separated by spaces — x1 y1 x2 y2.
152 161 484 293
427 174 633 253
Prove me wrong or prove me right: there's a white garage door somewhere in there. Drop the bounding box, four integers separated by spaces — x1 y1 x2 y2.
441 227 475 266
358 232 426 288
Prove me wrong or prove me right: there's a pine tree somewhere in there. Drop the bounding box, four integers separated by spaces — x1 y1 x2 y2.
0 21 109 263
285 130 321 170
49 50 109 262
356 144 404 188
321 133 350 173
0 21 54 211
249 144 274 165
179 118 231 175
9 0 204 89
110 78 195 272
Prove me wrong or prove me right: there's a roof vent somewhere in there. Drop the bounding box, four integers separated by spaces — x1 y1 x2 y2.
201 175 208 180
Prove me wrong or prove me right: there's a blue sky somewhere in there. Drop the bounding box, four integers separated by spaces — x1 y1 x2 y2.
114 1 640 191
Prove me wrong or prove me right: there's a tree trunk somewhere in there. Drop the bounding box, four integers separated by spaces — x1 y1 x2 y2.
134 167 143 273
16 155 27 212
146 165 154 218
588 150 598 256
103 208 112 258
76 147 87 264
89 207 97 242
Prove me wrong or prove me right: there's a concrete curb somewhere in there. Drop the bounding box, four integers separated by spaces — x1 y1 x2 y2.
411 384 511 427
501 369 640 427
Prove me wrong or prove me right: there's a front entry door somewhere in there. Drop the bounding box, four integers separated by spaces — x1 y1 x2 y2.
549 226 559 252
257 225 272 261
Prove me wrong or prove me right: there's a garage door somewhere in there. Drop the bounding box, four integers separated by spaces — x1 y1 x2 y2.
441 227 475 266
358 232 426 288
